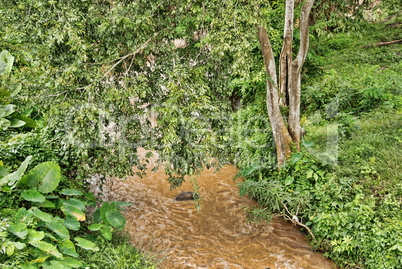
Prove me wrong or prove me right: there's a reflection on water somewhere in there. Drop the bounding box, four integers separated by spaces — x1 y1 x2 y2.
96 148 336 269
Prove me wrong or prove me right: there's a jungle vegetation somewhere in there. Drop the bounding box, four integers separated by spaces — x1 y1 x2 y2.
1 0 401 268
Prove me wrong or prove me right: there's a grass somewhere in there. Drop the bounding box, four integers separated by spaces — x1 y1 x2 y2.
78 233 158 269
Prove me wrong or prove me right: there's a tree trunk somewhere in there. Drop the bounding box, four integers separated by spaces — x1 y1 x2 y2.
257 0 315 166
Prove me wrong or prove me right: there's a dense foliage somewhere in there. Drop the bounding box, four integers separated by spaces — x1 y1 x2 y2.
236 17 402 269
0 51 153 268
1 0 401 268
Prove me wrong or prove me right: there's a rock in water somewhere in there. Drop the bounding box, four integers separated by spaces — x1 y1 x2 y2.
175 191 194 201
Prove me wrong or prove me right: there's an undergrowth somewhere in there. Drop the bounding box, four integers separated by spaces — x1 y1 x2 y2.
235 17 402 269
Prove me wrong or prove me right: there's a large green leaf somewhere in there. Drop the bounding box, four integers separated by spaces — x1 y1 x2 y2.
28 229 45 245
8 223 28 239
105 209 126 229
61 257 83 268
33 241 63 258
0 50 14 75
34 200 56 208
93 208 102 223
31 207 53 223
60 203 86 222
0 104 15 118
46 219 70 240
58 239 78 258
22 189 46 203
100 202 113 224
9 117 26 128
24 161 61 193
0 118 11 130
74 237 99 251
59 189 83 196
59 216 80 231
15 207 33 224
14 114 36 128
100 226 113 240
0 156 32 187
63 198 86 211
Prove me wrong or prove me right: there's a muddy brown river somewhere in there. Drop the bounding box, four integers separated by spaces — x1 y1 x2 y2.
95 148 336 269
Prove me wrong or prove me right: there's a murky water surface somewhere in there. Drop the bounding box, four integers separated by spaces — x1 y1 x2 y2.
100 149 335 268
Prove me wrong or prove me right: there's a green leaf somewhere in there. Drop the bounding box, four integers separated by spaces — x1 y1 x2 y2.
115 201 133 210
302 141 314 148
6 244 14 256
83 191 96 201
60 216 80 231
14 114 36 128
46 219 70 240
285 176 294 186
100 226 113 240
74 237 99 251
63 198 86 211
9 117 26 128
0 50 14 75
0 104 15 118
105 209 126 229
58 239 78 258
93 208 102 223
8 223 28 239
242 163 261 177
61 257 83 268
24 161 61 193
0 118 11 131
22 189 46 203
42 261 66 269
33 241 63 258
100 202 113 224
34 200 56 208
21 264 38 269
31 207 53 222
15 207 33 224
11 241 26 250
28 229 45 245
61 203 86 222
0 156 32 187
88 223 104 231
59 189 83 196
306 169 314 179
291 153 302 164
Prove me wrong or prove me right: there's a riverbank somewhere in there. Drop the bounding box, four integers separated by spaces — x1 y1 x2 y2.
236 16 401 268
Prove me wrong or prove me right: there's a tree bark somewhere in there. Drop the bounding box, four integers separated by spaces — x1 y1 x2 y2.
258 0 315 166
288 0 315 151
279 0 295 106
257 27 292 167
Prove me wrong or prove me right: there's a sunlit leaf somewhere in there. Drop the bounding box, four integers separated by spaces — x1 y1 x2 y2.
74 237 99 251
105 209 126 229
8 223 28 239
24 162 62 193
59 189 83 196
0 156 32 187
22 189 46 203
58 239 78 258
88 223 104 231
31 207 53 223
46 219 70 240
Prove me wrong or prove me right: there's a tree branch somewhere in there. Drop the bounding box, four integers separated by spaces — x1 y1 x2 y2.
360 39 402 48
280 201 316 240
101 33 158 80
